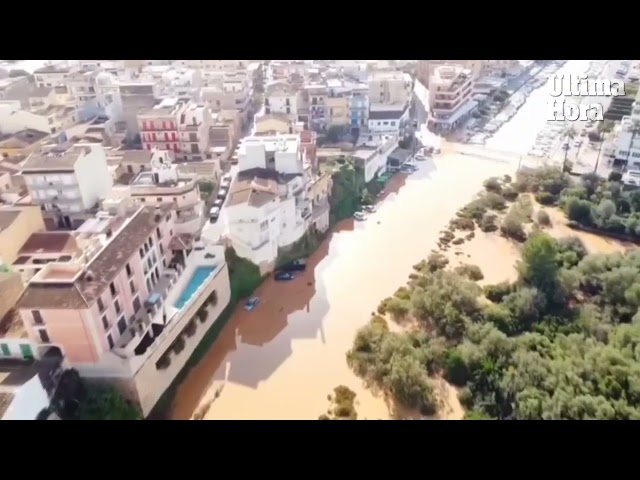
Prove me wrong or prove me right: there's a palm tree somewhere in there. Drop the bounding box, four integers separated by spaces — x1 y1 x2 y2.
562 126 576 173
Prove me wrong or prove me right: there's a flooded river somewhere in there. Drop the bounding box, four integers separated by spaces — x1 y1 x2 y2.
171 61 600 420
171 155 515 420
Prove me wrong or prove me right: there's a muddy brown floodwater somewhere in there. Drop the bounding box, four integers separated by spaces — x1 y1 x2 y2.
170 153 516 420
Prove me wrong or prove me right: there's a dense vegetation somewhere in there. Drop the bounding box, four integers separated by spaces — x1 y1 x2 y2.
329 159 384 224
319 385 358 420
350 231 640 419
348 167 640 419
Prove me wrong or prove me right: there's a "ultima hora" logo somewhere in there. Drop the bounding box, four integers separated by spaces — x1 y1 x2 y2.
547 74 625 122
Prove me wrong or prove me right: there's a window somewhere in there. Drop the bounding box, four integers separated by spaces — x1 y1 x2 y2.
109 282 117 296
139 248 145 259
156 227 162 239
38 328 50 343
114 299 122 315
159 243 164 255
20 344 34 359
133 296 141 313
173 197 177 202
126 263 133 277
102 315 109 331
166 214 171 222
32 310 44 325
210 290 218 307
97 297 105 313
107 334 114 349
130 279 137 295
0 344 10 356
117 316 127 334
157 197 162 203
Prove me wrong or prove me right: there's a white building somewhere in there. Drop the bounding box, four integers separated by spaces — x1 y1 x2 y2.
264 81 298 118
21 143 113 221
225 134 330 271
366 105 410 143
614 91 640 170
33 65 76 89
0 94 78 136
0 362 59 421
177 103 212 162
428 65 477 132
352 135 397 182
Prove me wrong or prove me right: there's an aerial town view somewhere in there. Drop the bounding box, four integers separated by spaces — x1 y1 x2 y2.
0 59 639 420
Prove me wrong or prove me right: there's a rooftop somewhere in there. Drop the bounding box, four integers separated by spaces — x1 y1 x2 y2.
17 232 77 256
34 66 71 75
368 107 407 120
228 173 279 208
266 81 295 96
240 134 300 155
29 87 53 98
0 210 20 232
17 205 173 310
121 150 153 164
0 129 48 148
22 144 90 172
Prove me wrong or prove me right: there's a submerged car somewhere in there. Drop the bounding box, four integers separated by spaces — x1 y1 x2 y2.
354 212 366 221
244 297 260 311
274 271 296 281
280 258 307 272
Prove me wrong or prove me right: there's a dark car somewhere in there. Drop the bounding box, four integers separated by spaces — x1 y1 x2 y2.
280 258 307 272
274 271 296 281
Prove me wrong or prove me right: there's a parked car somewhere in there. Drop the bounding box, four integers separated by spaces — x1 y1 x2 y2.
354 212 366 221
274 271 296 281
244 297 260 311
415 153 427 161
221 175 232 188
362 205 375 213
217 188 228 199
213 198 224 208
280 258 307 272
209 206 220 222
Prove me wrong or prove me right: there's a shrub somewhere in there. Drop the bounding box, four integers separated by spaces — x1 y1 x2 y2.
450 216 476 231
512 181 528 193
386 297 411 320
458 387 474 409
503 174 512 184
502 187 519 201
318 414 331 420
479 213 498 232
483 177 502 193
501 212 527 242
484 192 507 211
377 297 393 315
537 209 551 226
459 199 489 220
609 171 623 182
427 253 449 272
516 195 534 221
484 281 513 303
455 264 484 281
452 238 465 245
535 191 555 205
565 197 593 225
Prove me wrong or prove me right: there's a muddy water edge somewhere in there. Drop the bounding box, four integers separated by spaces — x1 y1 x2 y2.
170 154 516 420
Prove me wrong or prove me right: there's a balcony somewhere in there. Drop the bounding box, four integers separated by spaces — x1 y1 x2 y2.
112 267 181 358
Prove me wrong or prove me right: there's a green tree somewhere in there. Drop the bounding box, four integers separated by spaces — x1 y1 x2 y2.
518 233 560 301
77 384 142 420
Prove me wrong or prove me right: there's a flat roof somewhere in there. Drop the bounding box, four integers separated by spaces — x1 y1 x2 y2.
0 210 20 232
18 232 77 255
22 144 90 172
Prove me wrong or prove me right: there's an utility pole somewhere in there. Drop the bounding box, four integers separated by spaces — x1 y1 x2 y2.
594 131 604 175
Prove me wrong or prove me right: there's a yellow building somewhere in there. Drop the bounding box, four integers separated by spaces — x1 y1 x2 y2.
0 129 51 160
326 95 349 127
254 114 293 135
0 206 46 266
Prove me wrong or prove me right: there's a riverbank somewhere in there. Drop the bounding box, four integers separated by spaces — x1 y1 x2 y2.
348 168 633 420
169 153 515 420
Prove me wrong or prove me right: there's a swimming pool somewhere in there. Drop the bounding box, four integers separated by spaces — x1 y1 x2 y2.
175 266 215 310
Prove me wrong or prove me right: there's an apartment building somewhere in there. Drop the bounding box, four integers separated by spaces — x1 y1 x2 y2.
0 96 78 136
481 60 522 78
21 143 113 225
201 71 253 126
264 81 298 118
326 80 350 128
0 129 50 159
209 110 241 153
33 65 75 89
427 65 477 133
0 205 46 265
368 71 412 107
16 203 232 415
613 91 640 169
417 60 484 86
226 134 330 270
179 60 250 72
66 69 123 123
367 105 410 142
177 103 212 162
306 84 328 132
137 98 184 153
352 135 397 182
348 83 369 136
107 149 205 236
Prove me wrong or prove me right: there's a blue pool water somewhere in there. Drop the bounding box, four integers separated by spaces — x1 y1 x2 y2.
175 266 215 310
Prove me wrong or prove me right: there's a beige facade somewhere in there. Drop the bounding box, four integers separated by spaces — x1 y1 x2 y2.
0 206 46 265
326 95 349 127
368 71 411 106
254 115 293 135
0 272 24 326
